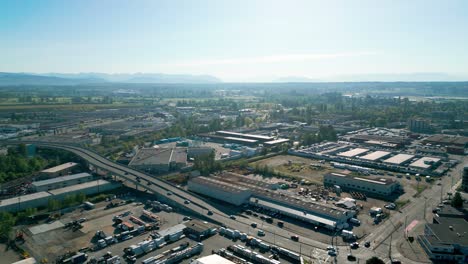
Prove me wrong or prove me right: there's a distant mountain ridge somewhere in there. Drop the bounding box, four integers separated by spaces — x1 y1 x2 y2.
0 72 221 85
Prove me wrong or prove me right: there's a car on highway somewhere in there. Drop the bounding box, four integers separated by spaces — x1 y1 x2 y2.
207 210 213 215
277 221 284 227
350 242 359 249
327 250 336 256
257 230 265 236
167 191 172 195
184 199 190 204
251 222 257 228
229 215 236 220
290 235 299 241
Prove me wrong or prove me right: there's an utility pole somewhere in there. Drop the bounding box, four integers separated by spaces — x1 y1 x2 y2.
388 233 393 260
440 182 443 203
404 215 408 239
424 198 427 222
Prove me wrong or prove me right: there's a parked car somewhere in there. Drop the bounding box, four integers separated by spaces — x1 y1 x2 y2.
251 222 257 228
364 241 371 248
229 215 236 220
257 230 265 236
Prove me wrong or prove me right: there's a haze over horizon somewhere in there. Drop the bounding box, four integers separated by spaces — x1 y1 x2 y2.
1 0 468 82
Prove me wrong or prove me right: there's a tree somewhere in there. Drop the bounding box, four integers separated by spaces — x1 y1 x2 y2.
366 257 385 264
0 212 15 240
452 192 463 208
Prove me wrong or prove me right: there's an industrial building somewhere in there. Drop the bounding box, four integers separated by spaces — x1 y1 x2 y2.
359 150 391 161
349 134 410 148
31 172 94 192
216 130 274 142
383 153 415 165
193 255 236 264
418 216 468 263
409 157 441 170
47 180 120 200
249 195 353 230
188 172 353 230
185 219 217 241
0 180 120 213
338 148 369 157
424 134 468 148
187 147 214 158
129 147 187 173
187 176 253 206
324 172 400 197
39 162 79 179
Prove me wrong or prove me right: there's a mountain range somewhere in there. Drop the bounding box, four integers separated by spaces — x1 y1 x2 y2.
0 72 221 85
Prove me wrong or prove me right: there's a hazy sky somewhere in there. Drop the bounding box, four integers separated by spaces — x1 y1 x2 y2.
1 0 468 81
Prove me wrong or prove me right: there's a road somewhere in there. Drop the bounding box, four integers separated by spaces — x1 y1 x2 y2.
11 141 465 263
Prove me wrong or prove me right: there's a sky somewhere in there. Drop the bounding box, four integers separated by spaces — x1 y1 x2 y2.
1 0 468 82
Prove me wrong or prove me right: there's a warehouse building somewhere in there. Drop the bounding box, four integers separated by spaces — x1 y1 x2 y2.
31 172 94 192
39 162 78 179
324 172 400 197
216 130 274 142
418 217 468 263
409 157 441 170
48 180 120 200
338 148 369 158
185 219 217 241
383 153 415 165
0 180 120 213
250 193 353 230
129 147 187 173
187 176 253 206
194 255 236 264
359 150 391 161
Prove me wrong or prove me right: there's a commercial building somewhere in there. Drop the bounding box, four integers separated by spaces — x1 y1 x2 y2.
349 134 410 148
185 219 217 241
418 217 468 263
0 180 120 213
187 176 253 206
129 147 187 173
216 130 274 142
193 255 236 264
47 180 120 200
39 162 79 179
187 147 214 158
324 172 400 197
250 194 353 230
409 157 441 170
424 134 468 148
408 119 432 133
31 172 94 192
383 154 415 165
338 148 369 157
0 192 51 213
359 151 391 161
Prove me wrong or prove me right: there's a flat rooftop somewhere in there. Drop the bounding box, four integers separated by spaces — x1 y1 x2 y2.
190 176 250 194
47 180 111 196
409 157 441 169
194 255 236 264
0 192 51 207
427 217 468 246
224 136 258 143
32 172 92 187
129 148 173 166
338 148 369 157
250 197 337 228
216 130 273 141
264 138 290 145
326 172 397 186
41 162 78 173
383 154 414 165
359 151 391 161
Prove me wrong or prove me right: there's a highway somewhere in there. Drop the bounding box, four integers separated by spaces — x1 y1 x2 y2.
13 141 464 263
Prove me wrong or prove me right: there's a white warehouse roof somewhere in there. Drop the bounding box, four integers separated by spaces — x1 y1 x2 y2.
383 154 414 165
41 162 78 173
194 255 236 264
410 157 441 169
359 151 391 161
338 148 369 157
32 172 91 187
